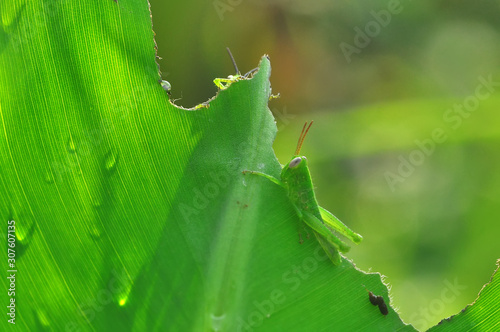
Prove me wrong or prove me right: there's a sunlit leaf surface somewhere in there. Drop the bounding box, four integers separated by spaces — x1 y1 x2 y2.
6 0 497 331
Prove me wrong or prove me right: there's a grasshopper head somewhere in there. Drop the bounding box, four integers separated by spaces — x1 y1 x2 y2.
280 121 313 183
281 155 308 183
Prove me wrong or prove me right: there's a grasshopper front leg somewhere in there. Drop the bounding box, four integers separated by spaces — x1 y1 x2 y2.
243 170 309 241
242 170 284 188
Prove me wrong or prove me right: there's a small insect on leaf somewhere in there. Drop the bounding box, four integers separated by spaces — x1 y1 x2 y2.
242 121 363 265
269 93 280 101
364 287 389 316
368 291 380 306
377 300 389 316
213 48 258 90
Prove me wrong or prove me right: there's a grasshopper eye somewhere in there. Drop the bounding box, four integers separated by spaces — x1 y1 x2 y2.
289 157 302 168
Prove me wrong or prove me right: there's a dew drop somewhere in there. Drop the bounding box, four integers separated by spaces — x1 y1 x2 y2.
210 313 226 331
44 170 54 184
91 193 103 209
115 276 132 307
67 138 77 153
88 224 102 240
160 80 171 94
257 163 265 169
9 206 36 260
15 214 36 244
104 150 118 173
36 309 50 327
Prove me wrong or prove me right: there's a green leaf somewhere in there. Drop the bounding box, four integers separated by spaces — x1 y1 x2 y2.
5 0 495 331
428 261 500 331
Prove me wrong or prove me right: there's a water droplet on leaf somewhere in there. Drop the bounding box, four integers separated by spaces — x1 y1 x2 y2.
36 309 50 327
44 170 54 184
67 138 77 153
11 212 36 259
210 313 226 331
91 193 103 208
88 224 102 240
160 80 171 94
104 150 118 173
114 272 133 307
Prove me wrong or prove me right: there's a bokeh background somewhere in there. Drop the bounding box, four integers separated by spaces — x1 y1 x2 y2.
148 0 500 330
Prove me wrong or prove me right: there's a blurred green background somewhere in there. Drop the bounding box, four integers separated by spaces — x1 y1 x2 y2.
148 0 500 330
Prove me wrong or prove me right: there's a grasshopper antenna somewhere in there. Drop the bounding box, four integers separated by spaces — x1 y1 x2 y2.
295 121 313 155
226 47 240 75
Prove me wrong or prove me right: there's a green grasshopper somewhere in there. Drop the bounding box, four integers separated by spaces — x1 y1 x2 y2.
243 121 362 265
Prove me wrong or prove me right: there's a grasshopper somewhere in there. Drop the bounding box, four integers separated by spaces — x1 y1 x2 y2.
243 121 362 265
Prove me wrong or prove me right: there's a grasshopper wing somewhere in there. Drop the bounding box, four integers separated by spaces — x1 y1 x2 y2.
319 206 363 244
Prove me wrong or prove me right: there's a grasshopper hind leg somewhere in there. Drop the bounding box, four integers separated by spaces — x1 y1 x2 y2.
297 224 310 244
314 232 342 265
